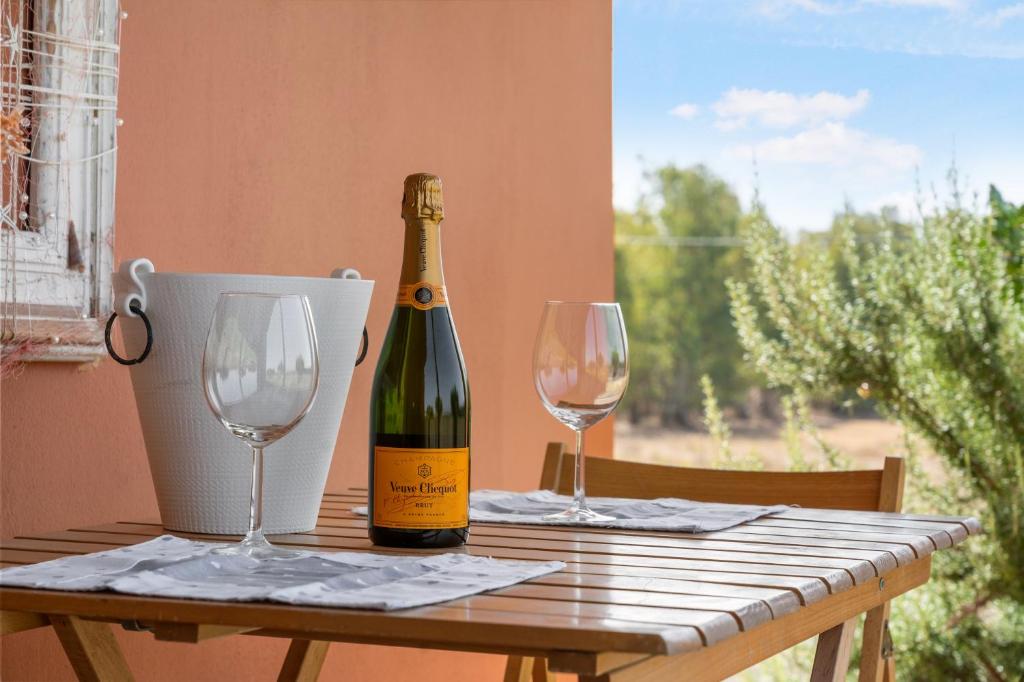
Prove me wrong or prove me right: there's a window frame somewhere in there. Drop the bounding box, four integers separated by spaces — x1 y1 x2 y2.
1 0 120 362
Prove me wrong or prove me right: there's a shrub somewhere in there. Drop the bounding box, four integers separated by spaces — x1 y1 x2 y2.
727 182 1024 680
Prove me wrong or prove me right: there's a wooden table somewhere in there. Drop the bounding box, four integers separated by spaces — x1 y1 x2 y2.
0 488 979 682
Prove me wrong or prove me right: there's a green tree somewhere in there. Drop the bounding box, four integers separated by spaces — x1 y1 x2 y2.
799 204 915 289
616 164 750 424
729 184 1024 680
792 205 917 414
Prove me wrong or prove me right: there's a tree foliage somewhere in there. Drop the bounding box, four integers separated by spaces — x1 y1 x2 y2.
729 182 1024 680
615 165 749 423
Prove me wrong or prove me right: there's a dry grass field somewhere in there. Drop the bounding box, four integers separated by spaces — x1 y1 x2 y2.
614 415 910 472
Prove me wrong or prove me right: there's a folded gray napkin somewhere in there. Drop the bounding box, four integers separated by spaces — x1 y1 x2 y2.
353 489 787 533
0 535 564 611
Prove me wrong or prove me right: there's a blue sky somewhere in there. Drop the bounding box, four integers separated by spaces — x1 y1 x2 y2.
613 0 1024 232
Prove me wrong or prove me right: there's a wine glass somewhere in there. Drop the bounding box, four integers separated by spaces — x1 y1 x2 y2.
533 302 629 522
202 293 320 558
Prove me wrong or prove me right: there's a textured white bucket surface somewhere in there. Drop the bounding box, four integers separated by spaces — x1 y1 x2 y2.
116 261 373 534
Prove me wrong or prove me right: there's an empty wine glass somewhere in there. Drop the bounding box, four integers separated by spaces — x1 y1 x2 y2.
533 302 629 522
202 293 320 558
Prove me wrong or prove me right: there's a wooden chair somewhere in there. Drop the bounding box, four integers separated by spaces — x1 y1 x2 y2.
504 442 905 682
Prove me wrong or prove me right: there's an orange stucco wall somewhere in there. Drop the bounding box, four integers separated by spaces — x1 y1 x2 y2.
0 1 612 680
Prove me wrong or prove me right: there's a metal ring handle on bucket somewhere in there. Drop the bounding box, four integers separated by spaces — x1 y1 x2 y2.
104 303 153 365
356 327 369 366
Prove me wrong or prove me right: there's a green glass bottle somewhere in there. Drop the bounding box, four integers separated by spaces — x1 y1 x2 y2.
368 173 470 548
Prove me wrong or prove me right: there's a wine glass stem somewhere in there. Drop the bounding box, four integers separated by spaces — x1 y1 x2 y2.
573 428 587 512
244 444 267 546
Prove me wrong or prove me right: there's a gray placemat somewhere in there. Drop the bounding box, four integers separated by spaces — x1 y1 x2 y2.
0 535 564 611
354 489 788 532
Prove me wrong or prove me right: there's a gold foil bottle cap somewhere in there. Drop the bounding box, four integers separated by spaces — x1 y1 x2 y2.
402 173 444 221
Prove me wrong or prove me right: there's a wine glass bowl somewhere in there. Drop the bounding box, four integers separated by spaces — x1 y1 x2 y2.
533 302 629 522
202 293 320 558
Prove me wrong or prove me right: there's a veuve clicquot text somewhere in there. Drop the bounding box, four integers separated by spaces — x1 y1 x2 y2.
368 173 470 548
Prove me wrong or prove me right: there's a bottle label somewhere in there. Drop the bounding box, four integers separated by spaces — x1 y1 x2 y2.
373 446 469 529
396 282 448 310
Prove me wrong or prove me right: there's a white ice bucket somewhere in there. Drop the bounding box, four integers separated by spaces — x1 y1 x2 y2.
110 258 373 534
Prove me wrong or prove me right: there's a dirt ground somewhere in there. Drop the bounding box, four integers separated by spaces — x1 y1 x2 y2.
614 415 910 471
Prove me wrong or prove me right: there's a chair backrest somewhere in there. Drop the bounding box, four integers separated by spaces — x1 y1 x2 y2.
539 442 905 512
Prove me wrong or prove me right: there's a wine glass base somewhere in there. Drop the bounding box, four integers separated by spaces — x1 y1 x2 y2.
210 538 302 560
542 506 615 524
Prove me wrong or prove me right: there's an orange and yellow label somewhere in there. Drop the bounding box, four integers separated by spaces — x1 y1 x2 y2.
373 447 469 529
396 282 448 310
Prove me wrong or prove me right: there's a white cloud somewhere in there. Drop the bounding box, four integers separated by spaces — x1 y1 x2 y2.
977 2 1024 27
757 0 965 17
728 122 921 171
668 103 700 119
785 34 1024 59
756 0 845 16
713 118 745 132
862 0 967 9
712 88 870 130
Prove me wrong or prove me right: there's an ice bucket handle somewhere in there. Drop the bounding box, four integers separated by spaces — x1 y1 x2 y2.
115 258 155 317
332 268 369 366
105 258 155 365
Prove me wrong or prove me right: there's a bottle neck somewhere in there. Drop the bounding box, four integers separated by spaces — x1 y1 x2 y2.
397 218 447 309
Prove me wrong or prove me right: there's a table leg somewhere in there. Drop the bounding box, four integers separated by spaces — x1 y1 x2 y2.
531 656 554 682
859 602 895 682
504 655 532 682
883 655 896 682
504 655 553 682
278 639 330 682
810 617 857 682
50 615 134 682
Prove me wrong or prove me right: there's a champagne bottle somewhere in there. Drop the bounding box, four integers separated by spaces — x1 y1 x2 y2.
368 173 470 548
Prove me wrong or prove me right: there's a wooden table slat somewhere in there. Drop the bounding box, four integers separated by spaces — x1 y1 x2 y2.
774 509 968 543
461 595 742 643
311 510 898 575
534 573 801 618
748 518 950 551
0 549 58 565
779 508 982 534
557 564 830 605
313 511 920 564
699 528 920 563
737 518 937 557
495 584 767 631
